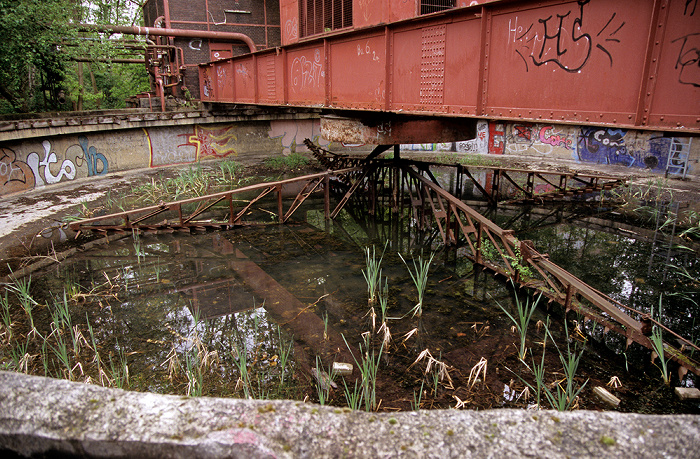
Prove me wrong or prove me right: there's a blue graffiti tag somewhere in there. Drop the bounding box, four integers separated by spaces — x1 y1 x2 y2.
78 136 108 176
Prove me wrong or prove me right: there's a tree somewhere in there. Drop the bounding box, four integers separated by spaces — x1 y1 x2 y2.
0 0 149 114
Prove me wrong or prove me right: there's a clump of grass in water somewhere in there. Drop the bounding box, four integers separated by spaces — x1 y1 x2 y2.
343 332 383 411
4 272 39 334
494 282 541 360
511 318 588 411
0 290 13 342
314 356 336 406
399 251 435 318
264 152 309 170
362 243 387 308
649 296 671 386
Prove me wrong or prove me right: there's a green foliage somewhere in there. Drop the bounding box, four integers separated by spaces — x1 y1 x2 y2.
496 284 541 360
0 0 148 113
264 153 310 170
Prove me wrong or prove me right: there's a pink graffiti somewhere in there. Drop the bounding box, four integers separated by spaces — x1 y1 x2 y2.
539 126 572 149
290 50 324 92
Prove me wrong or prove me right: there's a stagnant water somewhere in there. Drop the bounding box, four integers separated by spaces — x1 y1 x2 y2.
2 174 699 414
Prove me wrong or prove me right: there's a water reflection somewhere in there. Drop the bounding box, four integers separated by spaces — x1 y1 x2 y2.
5 188 697 412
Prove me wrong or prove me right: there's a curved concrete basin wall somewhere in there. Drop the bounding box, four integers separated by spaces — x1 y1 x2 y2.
1 371 697 458
0 112 332 198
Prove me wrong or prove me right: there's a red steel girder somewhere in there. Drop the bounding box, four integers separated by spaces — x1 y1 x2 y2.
199 0 700 133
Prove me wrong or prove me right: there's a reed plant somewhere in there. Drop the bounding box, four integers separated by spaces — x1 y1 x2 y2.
107 341 130 389
0 290 13 341
232 340 253 399
399 251 435 318
343 333 383 411
184 347 203 396
277 328 293 385
411 380 425 411
314 356 335 405
362 244 386 307
649 297 671 385
495 283 541 360
5 274 38 332
343 378 363 410
544 320 588 410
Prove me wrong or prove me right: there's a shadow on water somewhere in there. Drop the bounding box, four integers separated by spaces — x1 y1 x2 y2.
2 179 699 414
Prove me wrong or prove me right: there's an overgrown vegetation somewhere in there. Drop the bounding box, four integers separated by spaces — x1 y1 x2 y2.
0 0 149 114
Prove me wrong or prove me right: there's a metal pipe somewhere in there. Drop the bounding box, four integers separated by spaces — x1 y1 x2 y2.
72 57 145 64
77 24 257 53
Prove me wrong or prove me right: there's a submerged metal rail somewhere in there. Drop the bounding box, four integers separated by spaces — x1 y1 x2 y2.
397 165 700 376
68 167 361 235
69 159 698 376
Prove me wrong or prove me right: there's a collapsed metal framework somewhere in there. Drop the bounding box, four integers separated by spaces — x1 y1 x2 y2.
336 161 700 376
69 160 700 375
307 141 628 207
68 168 360 235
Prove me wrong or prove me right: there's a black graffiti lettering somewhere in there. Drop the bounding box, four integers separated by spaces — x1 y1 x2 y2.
672 33 700 87
685 0 697 16
530 0 592 72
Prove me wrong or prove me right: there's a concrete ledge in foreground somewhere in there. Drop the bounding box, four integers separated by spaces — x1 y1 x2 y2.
0 371 697 458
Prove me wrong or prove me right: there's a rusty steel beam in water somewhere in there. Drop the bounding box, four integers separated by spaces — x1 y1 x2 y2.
399 166 700 376
68 168 361 235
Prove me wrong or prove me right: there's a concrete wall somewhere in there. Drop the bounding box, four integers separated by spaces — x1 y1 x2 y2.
0 118 330 197
2 115 698 198
403 120 700 176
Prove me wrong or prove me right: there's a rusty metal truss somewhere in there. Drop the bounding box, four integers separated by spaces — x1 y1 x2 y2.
392 164 699 376
68 159 698 375
68 168 360 235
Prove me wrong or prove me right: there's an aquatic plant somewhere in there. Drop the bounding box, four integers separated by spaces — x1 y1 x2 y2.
5 273 38 333
649 297 671 385
545 320 588 411
399 251 434 318
495 283 541 360
343 333 383 412
343 378 363 411
314 356 336 406
510 318 587 411
0 290 13 341
276 328 294 386
107 341 130 390
467 357 487 389
503 240 534 279
411 380 425 411
263 152 309 170
362 243 386 308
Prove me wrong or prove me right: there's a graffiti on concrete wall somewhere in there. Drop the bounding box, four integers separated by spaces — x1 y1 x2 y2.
0 135 111 195
72 136 108 177
402 143 453 152
455 120 488 154
489 122 505 155
269 119 329 155
576 127 669 171
180 125 238 159
504 123 574 156
26 140 77 187
0 147 33 195
147 127 196 167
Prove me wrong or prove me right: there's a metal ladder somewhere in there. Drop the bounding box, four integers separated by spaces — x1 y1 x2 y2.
666 137 692 179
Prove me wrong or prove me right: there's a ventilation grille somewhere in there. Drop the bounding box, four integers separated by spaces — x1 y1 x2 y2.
421 0 456 15
299 0 353 38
